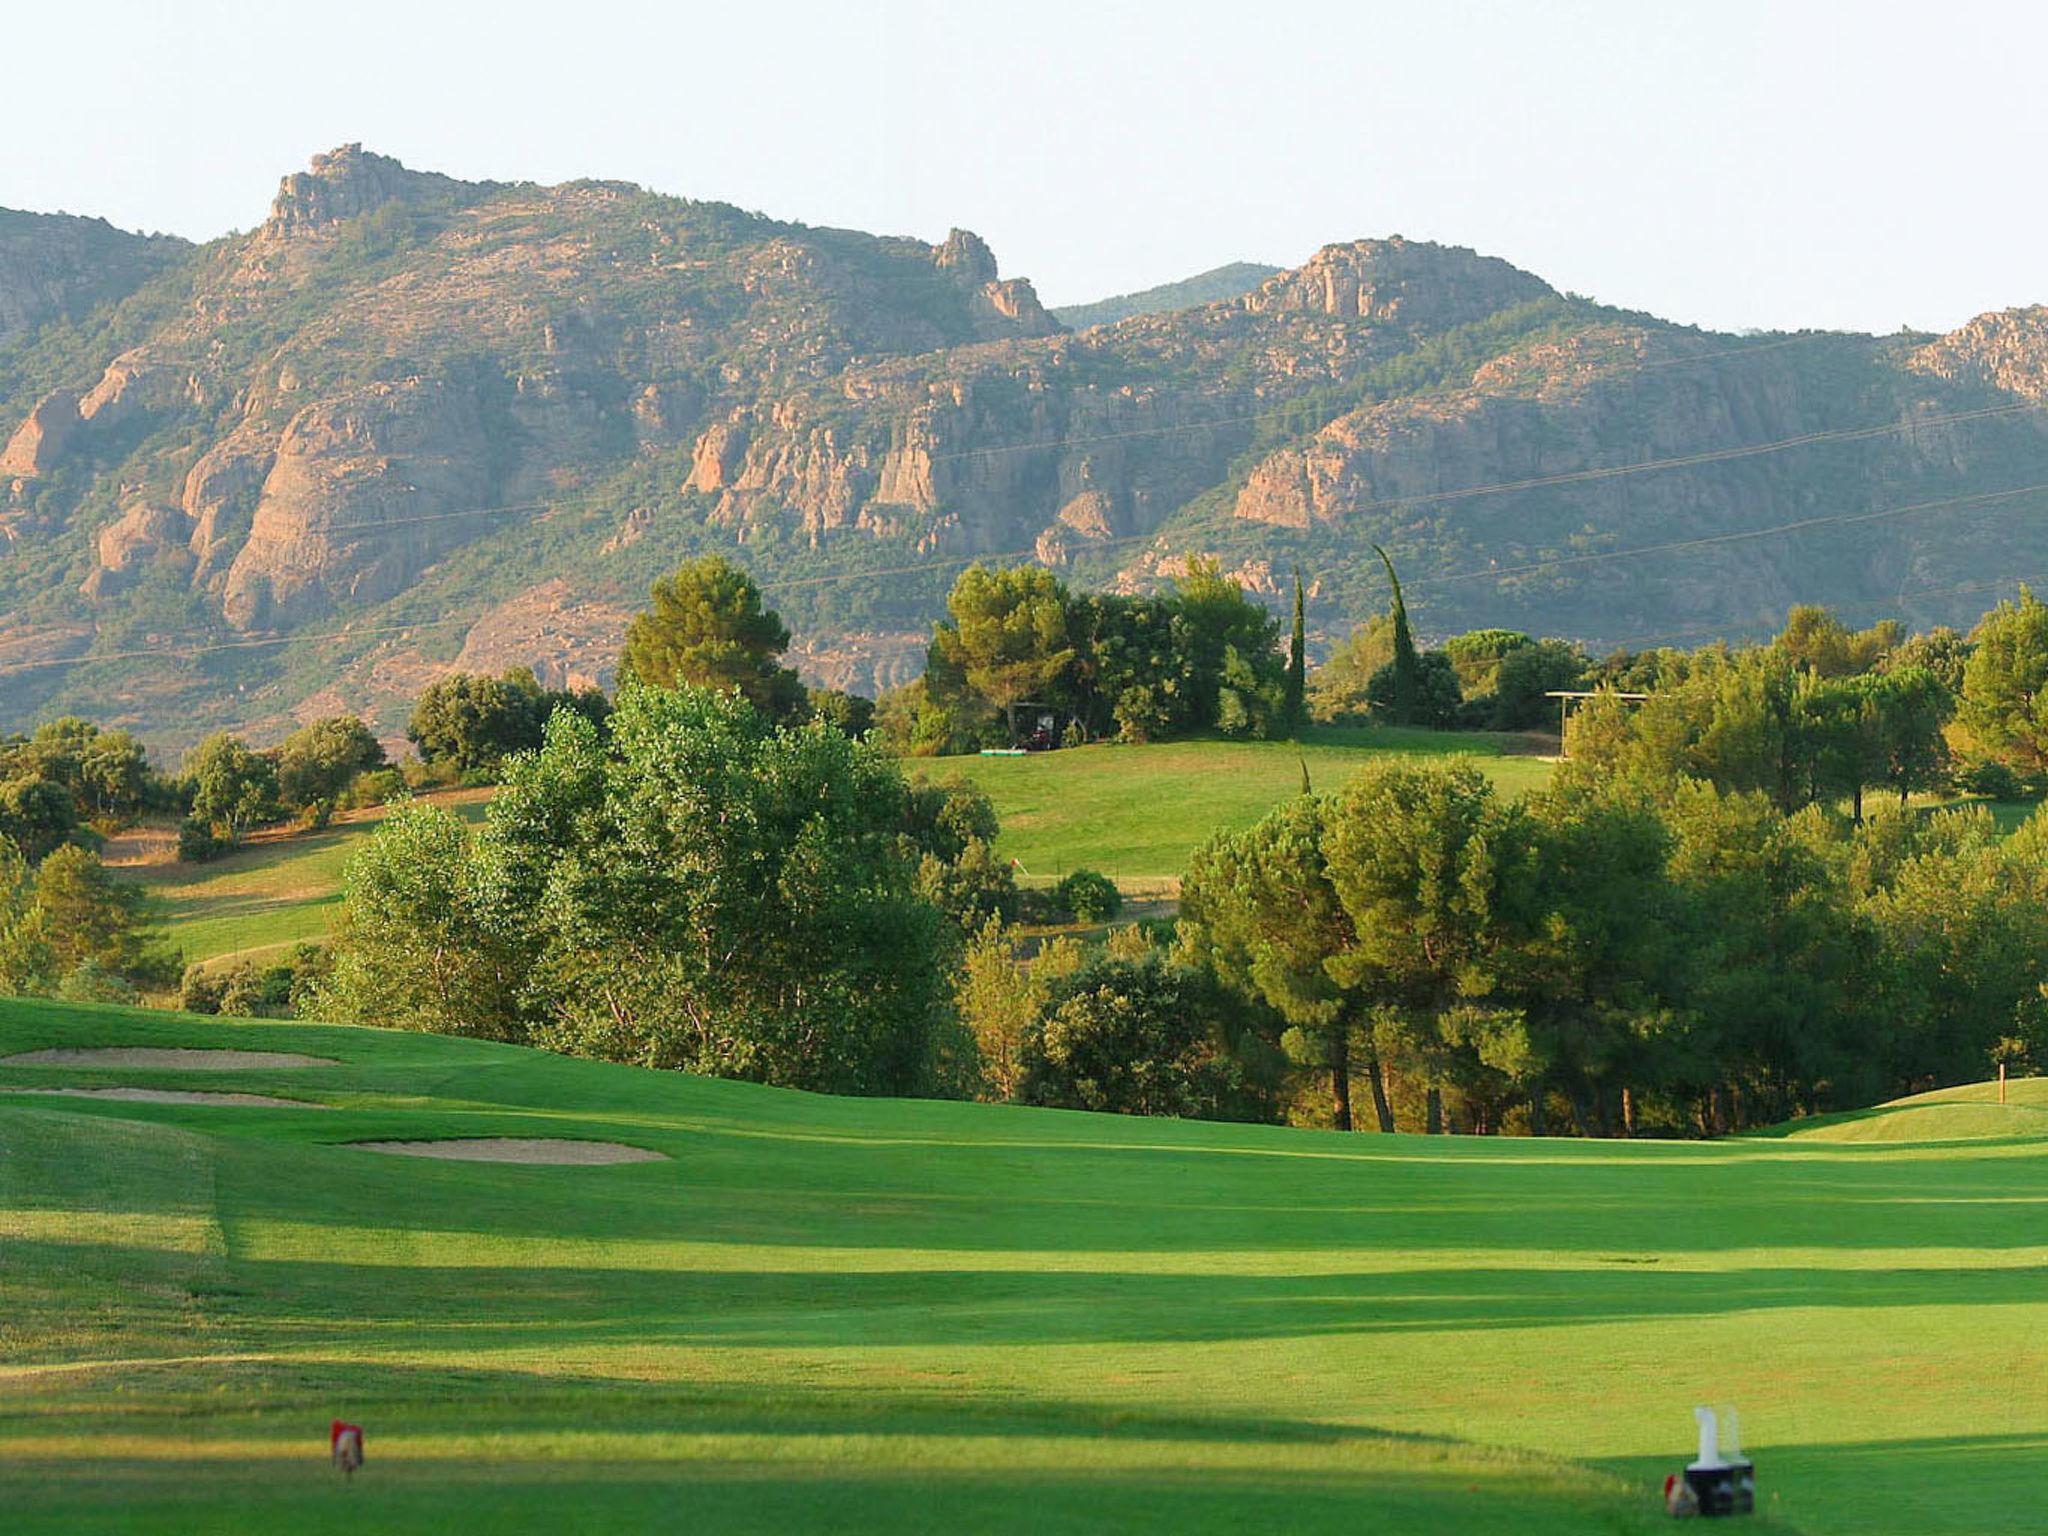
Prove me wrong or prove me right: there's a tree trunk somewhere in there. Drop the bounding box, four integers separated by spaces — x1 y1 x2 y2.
1621 1085 1636 1138
1425 1086 1444 1135
1330 1029 1353 1132
1529 1091 1547 1137
1364 1045 1397 1133
1852 782 1864 824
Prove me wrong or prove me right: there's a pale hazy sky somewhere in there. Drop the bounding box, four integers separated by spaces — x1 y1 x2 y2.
7 1 2044 334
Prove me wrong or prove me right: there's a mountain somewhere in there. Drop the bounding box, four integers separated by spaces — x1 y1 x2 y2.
1050 261 1283 329
0 210 187 352
6 145 2048 751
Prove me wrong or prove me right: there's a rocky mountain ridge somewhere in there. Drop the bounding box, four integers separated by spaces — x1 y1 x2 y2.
5 147 2048 750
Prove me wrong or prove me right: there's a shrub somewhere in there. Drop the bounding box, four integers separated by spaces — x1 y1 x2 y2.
1957 758 2027 800
57 959 138 1006
1057 868 1123 923
339 768 405 810
177 815 229 863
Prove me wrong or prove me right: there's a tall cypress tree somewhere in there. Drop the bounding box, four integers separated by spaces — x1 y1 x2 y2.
1373 545 1421 726
1285 566 1308 734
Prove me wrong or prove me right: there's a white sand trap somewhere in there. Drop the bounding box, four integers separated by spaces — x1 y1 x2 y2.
1 1048 336 1070
348 1138 667 1165
0 1086 328 1108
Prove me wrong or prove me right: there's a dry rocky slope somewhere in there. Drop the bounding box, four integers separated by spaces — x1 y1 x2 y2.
4 145 2048 749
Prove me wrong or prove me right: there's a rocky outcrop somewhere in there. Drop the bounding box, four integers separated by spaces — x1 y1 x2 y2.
81 501 193 597
1909 307 2048 400
262 143 479 236
220 377 496 629
0 390 81 477
1243 238 1553 328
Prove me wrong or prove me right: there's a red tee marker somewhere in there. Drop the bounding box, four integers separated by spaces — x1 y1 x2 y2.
330 1420 365 1477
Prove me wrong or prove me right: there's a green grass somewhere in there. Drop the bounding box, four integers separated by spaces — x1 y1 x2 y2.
7 1000 2048 1533
130 792 491 968
924 727 1554 882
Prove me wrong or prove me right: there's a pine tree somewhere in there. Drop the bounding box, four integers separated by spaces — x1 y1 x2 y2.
1373 545 1422 726
1285 566 1308 734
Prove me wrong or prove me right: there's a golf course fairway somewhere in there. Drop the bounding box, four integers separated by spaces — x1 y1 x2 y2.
5 998 2046 1534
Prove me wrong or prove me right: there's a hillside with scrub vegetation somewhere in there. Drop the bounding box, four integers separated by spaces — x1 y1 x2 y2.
14 146 2048 748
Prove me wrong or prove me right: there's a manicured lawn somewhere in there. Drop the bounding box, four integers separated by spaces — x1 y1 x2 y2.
6 998 2047 1534
128 791 491 967
923 727 1554 881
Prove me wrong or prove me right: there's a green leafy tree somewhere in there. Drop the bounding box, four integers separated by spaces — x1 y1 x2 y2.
365 689 960 1092
1367 650 1463 728
0 836 54 994
1322 761 1531 1133
1308 612 1395 723
31 843 160 983
275 716 386 812
1182 795 1392 1131
0 776 81 862
619 555 806 719
1173 557 1284 733
930 564 1077 740
1014 952 1274 1121
315 801 529 1038
183 733 279 840
406 672 543 777
1961 587 2048 777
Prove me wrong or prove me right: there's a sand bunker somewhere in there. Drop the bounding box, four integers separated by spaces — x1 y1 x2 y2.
1 1048 336 1070
348 1138 667 1165
1 1086 328 1108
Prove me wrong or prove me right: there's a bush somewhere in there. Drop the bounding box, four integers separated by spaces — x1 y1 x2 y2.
1957 758 2027 800
1056 869 1123 923
177 815 228 863
57 959 138 1006
339 767 405 810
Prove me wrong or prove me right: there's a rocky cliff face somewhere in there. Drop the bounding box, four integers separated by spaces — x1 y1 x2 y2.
8 149 2048 748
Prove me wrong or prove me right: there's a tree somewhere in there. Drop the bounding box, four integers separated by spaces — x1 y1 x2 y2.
0 836 53 994
1321 761 1530 1133
31 843 158 982
335 688 963 1092
183 734 279 840
314 801 528 1039
406 672 543 777
1368 648 1463 729
0 776 81 862
1443 629 1533 696
1173 558 1284 733
1774 605 1898 677
808 687 876 739
1014 952 1274 1121
1284 567 1308 734
1488 640 1587 730
275 716 386 812
1962 587 2048 777
619 555 806 719
1181 796 1391 1131
930 564 1076 741
1372 545 1424 725
1308 612 1395 723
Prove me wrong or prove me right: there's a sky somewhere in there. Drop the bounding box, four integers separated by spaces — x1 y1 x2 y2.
6 0 2045 335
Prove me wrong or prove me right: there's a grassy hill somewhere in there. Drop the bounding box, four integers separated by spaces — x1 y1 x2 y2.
6 999 2048 1533
933 727 1550 882
134 732 1551 966
124 790 492 968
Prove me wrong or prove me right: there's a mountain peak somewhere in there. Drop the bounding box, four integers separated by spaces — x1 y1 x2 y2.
1246 237 1553 327
264 144 481 235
